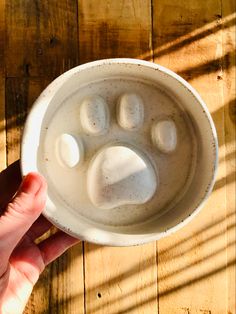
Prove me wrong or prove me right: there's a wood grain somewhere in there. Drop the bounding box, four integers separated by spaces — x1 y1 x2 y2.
5 78 50 314
78 0 152 63
49 244 84 314
222 1 236 313
5 78 85 314
5 78 50 164
6 0 78 78
78 1 158 313
84 244 157 314
2 0 235 313
153 0 232 313
0 0 6 169
5 2 85 313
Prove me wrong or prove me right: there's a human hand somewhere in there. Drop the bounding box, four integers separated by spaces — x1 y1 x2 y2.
0 161 80 314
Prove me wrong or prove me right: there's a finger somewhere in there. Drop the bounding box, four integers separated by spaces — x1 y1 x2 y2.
26 215 52 241
0 160 21 213
38 231 80 265
0 173 47 273
17 172 45 196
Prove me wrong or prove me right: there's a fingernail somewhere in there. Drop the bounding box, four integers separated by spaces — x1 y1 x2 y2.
19 173 43 195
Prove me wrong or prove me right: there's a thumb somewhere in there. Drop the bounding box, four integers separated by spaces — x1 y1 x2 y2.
0 173 47 272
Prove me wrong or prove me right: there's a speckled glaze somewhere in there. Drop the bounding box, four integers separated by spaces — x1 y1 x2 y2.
20 59 218 246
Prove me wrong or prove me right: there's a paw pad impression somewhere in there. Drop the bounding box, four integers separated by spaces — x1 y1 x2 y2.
53 90 182 216
44 76 196 227
87 145 158 209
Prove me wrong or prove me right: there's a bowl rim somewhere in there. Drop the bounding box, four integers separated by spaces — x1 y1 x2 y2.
20 58 218 246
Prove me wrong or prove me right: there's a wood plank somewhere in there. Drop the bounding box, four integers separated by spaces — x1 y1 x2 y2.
5 78 50 164
48 244 84 313
222 1 236 313
78 0 152 63
24 236 84 314
153 1 230 313
6 77 85 314
6 0 78 78
0 0 6 170
78 1 158 313
84 244 157 314
5 2 85 313
5 78 52 314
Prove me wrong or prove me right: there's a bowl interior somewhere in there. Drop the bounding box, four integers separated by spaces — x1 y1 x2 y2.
21 59 217 246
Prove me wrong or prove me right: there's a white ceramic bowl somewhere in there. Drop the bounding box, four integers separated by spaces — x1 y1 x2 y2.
21 59 218 246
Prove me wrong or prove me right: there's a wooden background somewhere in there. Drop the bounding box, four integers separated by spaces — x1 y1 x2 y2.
0 1 235 313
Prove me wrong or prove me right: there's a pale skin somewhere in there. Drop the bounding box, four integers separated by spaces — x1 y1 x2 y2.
0 161 80 314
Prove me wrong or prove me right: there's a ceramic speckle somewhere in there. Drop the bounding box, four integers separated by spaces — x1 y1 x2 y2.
20 58 218 246
151 119 177 153
117 93 144 130
87 145 157 210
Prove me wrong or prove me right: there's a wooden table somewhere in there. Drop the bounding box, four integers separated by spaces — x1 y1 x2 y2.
1 1 235 313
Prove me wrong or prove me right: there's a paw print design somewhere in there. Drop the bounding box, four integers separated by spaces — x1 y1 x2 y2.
56 94 177 210
44 79 195 226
